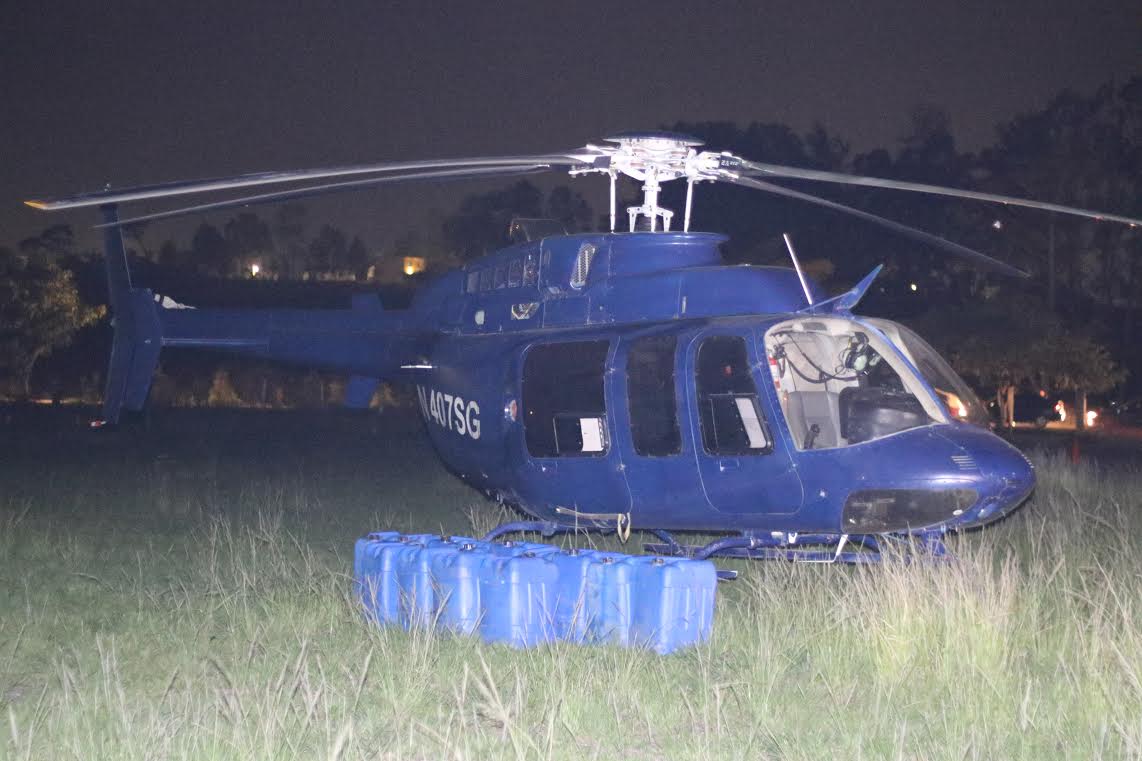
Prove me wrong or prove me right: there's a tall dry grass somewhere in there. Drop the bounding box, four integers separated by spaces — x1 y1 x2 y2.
1 432 1140 759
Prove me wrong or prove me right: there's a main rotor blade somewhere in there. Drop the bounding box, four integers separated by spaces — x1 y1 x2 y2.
722 174 1030 278
735 159 1142 227
93 165 553 229
27 152 598 211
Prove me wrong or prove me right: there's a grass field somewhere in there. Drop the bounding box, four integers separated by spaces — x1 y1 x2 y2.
1 408 1140 760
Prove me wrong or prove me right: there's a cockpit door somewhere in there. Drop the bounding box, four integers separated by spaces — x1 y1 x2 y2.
688 330 803 515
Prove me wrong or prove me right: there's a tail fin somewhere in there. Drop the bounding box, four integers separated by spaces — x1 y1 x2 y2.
98 204 161 424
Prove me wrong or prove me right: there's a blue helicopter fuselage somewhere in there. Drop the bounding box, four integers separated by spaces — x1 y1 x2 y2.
140 231 1034 539
388 232 1031 536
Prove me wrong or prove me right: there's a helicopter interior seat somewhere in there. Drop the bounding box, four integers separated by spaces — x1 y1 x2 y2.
783 390 842 449
772 329 848 450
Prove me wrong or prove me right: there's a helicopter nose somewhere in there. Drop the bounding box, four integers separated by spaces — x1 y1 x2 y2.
967 432 1035 524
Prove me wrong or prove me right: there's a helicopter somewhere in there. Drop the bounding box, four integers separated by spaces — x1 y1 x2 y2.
25 132 1142 563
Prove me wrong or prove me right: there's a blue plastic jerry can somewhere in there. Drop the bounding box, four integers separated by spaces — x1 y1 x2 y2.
478 543 559 648
446 535 489 552
590 551 635 646
628 556 718 654
548 548 602 643
353 532 405 625
431 540 485 634
395 535 460 629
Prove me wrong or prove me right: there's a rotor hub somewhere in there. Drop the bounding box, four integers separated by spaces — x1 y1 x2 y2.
603 132 705 184
572 132 730 232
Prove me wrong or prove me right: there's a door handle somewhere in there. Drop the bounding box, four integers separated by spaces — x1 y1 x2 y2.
717 459 741 472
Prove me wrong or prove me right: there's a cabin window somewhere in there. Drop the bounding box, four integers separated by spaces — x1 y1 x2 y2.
508 258 522 288
523 340 610 458
466 270 480 293
627 335 681 456
696 336 771 455
522 253 538 286
494 264 507 289
479 269 493 292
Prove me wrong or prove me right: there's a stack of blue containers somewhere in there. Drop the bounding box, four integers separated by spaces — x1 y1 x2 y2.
353 532 718 654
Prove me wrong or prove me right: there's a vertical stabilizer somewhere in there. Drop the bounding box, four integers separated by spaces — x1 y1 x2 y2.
98 205 161 423
101 204 133 314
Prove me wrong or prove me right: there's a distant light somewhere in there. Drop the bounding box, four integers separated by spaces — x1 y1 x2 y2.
1055 400 1066 422
909 283 918 292
403 256 426 276
943 391 968 418
992 220 1003 230
250 263 260 277
1086 410 1098 427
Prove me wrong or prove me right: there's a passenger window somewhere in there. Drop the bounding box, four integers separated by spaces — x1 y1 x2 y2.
494 264 507 289
523 341 610 457
627 335 681 456
696 336 771 455
466 270 480 293
479 269 493 292
508 258 522 288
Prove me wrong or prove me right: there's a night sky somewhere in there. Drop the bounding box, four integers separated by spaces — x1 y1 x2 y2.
3 0 1138 251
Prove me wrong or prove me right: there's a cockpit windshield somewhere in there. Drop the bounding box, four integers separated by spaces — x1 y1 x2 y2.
764 317 946 450
863 318 990 428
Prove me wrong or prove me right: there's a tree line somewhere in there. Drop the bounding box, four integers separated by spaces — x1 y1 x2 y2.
2 77 1138 410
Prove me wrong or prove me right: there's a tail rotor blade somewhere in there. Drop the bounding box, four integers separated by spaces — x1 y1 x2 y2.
721 174 1030 278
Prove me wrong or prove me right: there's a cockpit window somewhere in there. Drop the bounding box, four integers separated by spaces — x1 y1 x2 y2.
764 318 944 450
865 319 990 428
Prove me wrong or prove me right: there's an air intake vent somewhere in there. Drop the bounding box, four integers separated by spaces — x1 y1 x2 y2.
950 454 978 472
570 243 596 289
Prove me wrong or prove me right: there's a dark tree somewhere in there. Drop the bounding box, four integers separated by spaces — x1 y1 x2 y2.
273 203 308 279
345 236 369 279
442 180 544 260
984 79 1142 315
19 224 75 259
190 223 231 277
545 186 593 233
224 213 272 276
307 224 349 277
0 248 104 396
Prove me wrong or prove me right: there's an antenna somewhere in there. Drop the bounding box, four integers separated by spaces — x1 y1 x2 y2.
782 233 814 305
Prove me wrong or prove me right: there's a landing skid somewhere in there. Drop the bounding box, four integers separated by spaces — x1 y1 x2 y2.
644 531 950 566
481 521 950 575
